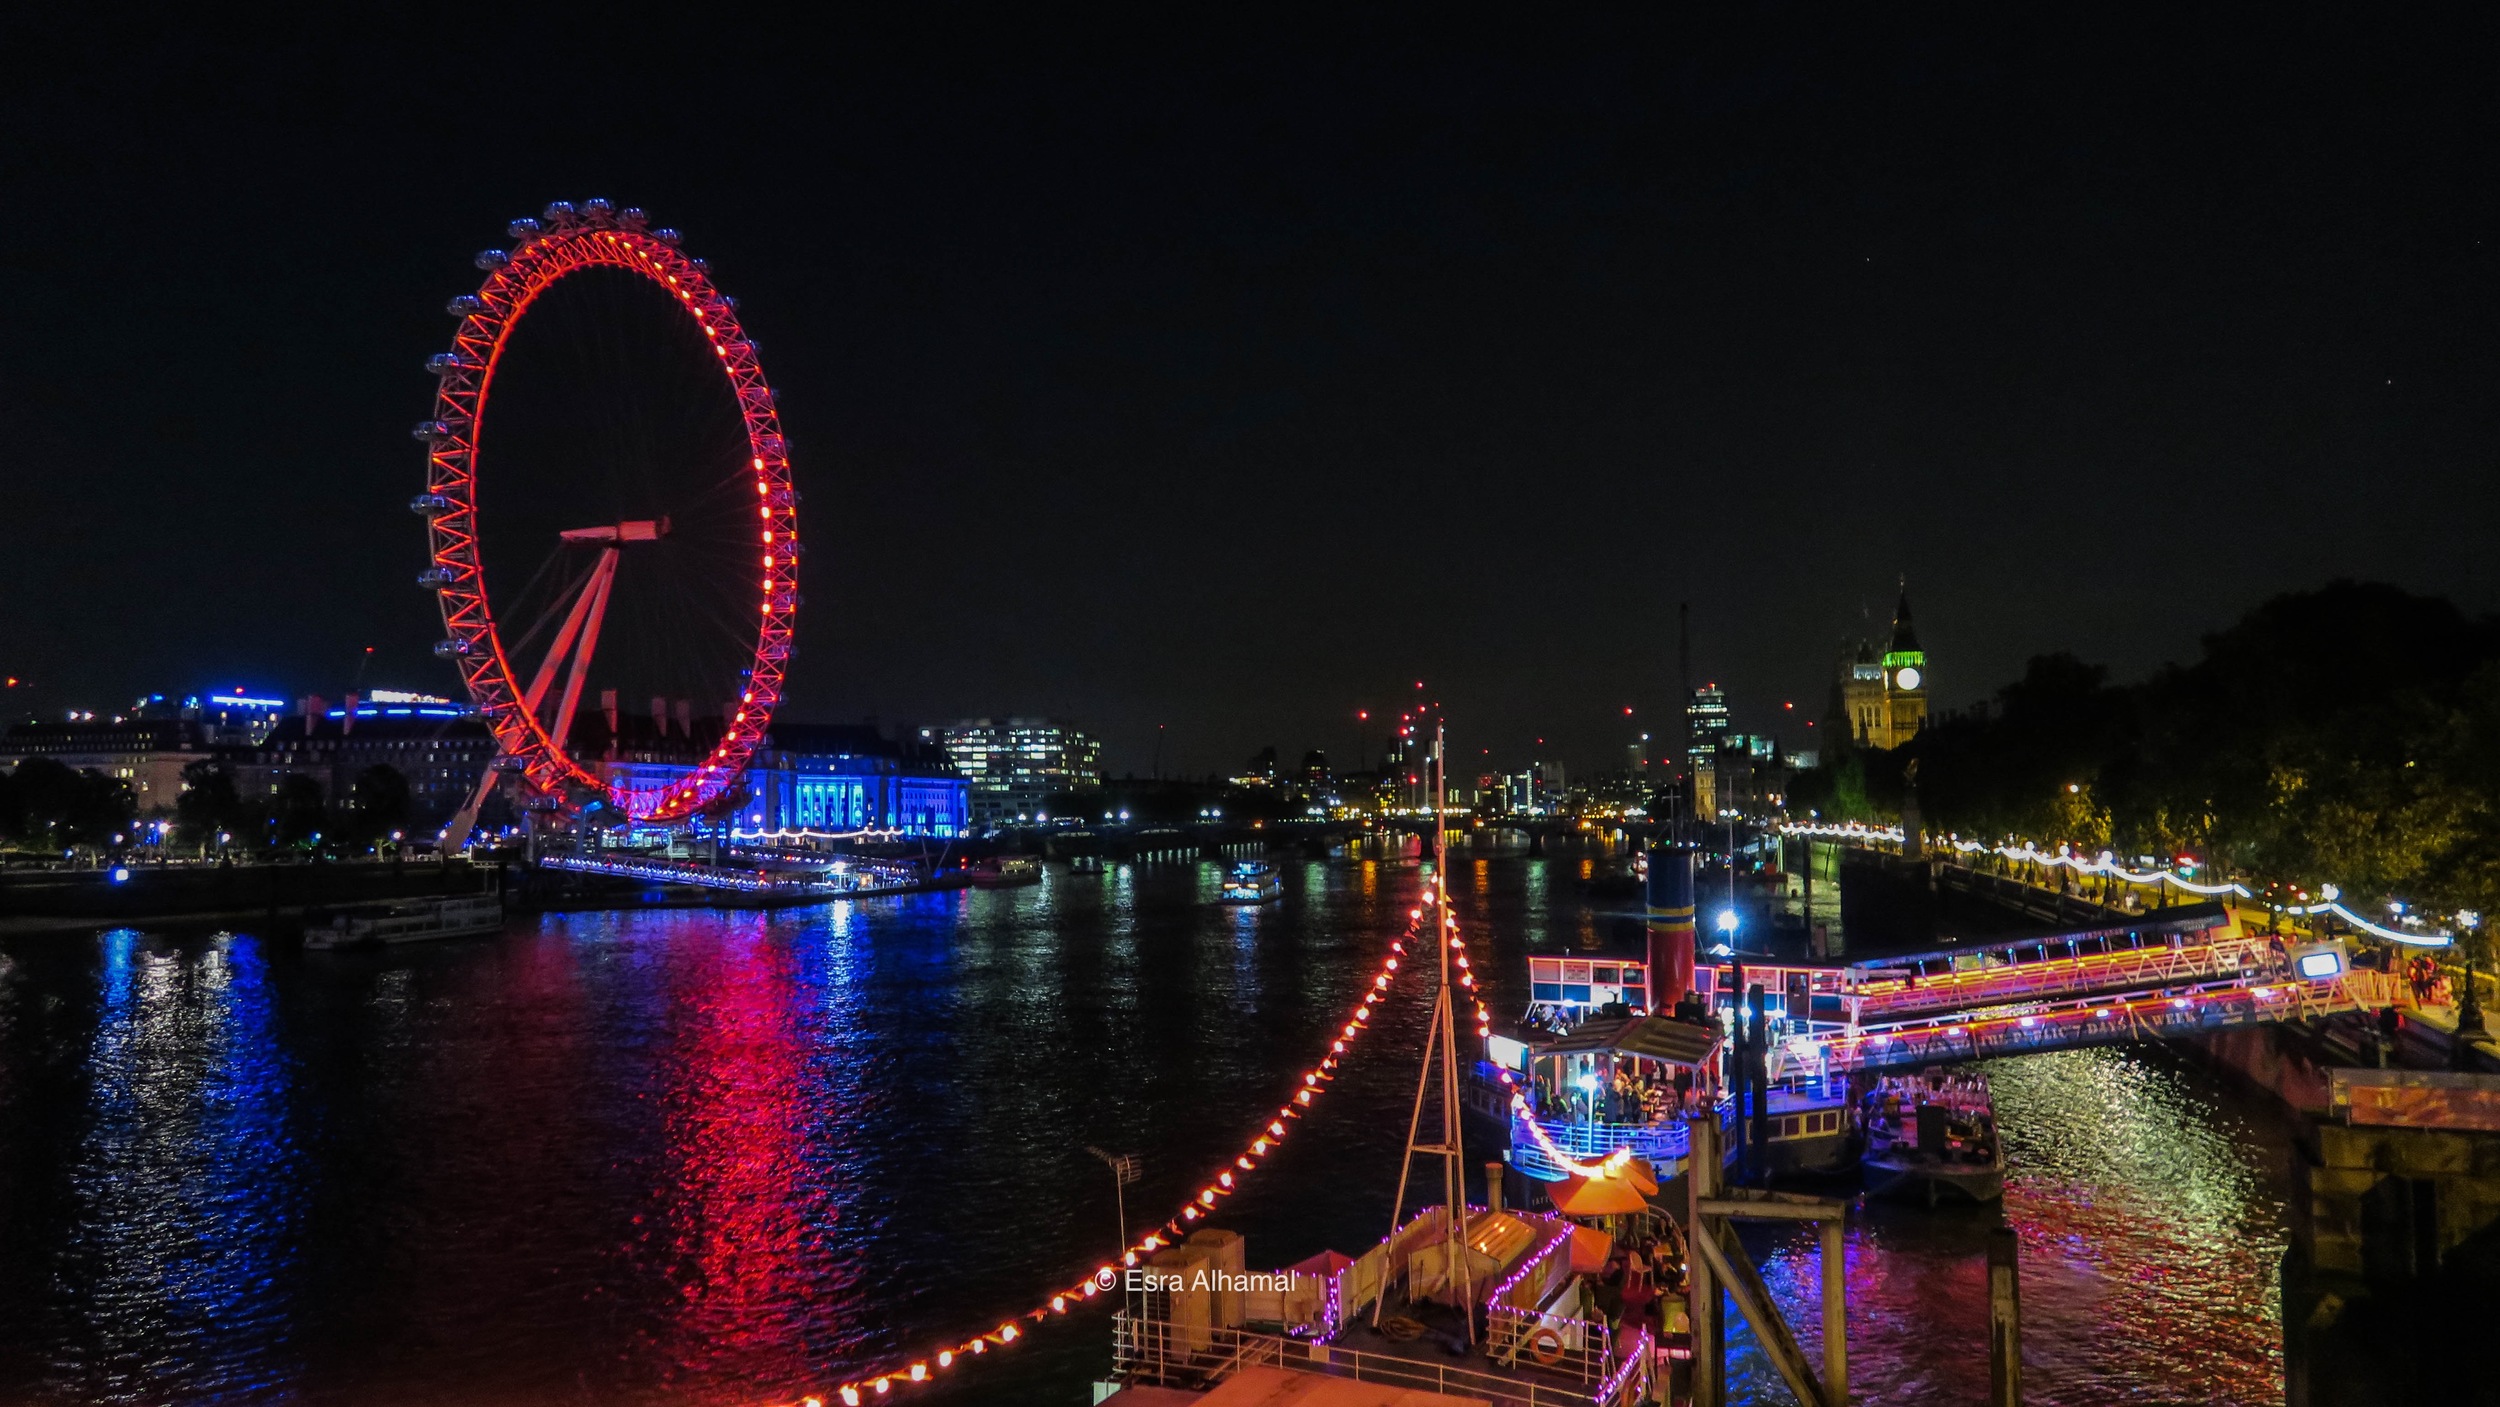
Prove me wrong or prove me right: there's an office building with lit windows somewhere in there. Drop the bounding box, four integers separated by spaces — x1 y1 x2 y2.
927 717 1104 825
1685 685 1731 767
2 719 216 817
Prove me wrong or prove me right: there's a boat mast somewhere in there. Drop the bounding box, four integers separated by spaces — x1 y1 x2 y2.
1378 720 1475 1337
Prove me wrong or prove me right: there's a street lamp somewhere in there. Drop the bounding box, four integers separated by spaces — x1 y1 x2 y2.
2458 911 2489 1048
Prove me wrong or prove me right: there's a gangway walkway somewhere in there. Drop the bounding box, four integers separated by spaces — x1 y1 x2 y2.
1785 963 2403 1077
1700 902 2414 1076
1839 904 2267 1023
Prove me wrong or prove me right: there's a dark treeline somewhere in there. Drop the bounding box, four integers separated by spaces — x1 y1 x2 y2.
1793 581 2500 921
0 757 417 858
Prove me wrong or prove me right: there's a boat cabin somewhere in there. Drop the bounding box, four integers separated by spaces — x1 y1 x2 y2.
1101 1208 1661 1407
1494 1015 1720 1183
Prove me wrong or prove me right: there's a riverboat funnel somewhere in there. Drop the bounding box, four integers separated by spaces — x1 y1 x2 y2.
1645 843 1698 1011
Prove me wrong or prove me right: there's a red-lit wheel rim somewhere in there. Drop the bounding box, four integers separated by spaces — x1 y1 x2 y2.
422 209 796 824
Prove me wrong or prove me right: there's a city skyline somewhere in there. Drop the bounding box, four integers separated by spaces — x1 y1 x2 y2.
4 14 2496 779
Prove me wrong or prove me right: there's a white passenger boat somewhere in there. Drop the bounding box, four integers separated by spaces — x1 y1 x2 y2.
1217 860 1282 905
305 895 506 950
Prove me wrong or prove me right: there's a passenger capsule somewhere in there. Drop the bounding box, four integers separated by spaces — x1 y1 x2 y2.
581 197 613 220
411 420 455 442
541 200 576 223
416 567 457 590
617 207 648 230
757 433 787 455
431 638 475 658
425 352 476 375
507 217 542 240
473 249 508 270
409 493 456 516
651 227 681 246
446 294 484 316
687 258 710 274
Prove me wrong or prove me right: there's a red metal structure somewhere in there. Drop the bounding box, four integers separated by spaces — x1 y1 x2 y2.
415 201 797 832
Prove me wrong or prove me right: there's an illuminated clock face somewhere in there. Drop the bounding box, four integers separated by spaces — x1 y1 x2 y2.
1895 667 1922 690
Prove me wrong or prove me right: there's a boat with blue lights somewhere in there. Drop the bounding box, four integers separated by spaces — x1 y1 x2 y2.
1218 860 1281 905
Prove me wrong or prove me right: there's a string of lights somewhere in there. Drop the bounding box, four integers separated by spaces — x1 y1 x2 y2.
1432 903 1639 1180
1778 823 2456 947
791 896 1437 1405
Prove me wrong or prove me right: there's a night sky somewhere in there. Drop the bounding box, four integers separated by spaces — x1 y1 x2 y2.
4 11 2496 777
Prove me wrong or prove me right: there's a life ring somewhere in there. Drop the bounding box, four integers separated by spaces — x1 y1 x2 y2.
1529 1326 1567 1366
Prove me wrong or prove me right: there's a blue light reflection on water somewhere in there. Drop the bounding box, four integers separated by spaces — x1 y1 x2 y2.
50 929 304 1402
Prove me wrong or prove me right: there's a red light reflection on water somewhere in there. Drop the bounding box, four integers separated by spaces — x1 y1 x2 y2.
650 921 828 1393
2001 1173 2284 1404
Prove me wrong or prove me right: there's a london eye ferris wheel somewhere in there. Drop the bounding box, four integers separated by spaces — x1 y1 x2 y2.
411 200 799 844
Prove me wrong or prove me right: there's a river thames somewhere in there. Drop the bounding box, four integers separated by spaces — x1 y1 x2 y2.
0 853 2293 1404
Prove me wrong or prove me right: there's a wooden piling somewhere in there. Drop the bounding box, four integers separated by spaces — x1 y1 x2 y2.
1686 1112 1721 1407
1988 1225 2021 1407
1821 1217 1846 1402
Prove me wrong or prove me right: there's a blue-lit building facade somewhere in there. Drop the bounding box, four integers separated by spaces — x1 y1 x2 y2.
602 721 969 838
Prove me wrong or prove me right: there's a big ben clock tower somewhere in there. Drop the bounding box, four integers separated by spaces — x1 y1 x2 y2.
1833 579 1933 751
1880 580 1927 742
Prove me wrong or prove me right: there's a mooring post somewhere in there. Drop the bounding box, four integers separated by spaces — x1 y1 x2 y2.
1687 1111 1721 1407
1822 1216 1846 1402
1748 983 1771 1174
1988 1224 2021 1407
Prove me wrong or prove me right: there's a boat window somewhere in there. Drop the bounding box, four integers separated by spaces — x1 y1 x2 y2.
1530 958 1561 983
1563 961 1593 983
1592 965 1619 984
1532 982 1563 1002
1621 963 1646 986
1562 984 1591 1004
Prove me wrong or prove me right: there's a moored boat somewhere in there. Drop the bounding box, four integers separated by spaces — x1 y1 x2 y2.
1860 1066 2004 1205
968 856 1042 888
305 894 506 950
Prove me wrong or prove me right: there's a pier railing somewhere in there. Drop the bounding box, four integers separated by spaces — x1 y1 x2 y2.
1809 968 2405 1073
535 850 832 894
1485 1302 1615 1380
1508 1113 1691 1180
1111 1310 1652 1407
1851 934 2281 1022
